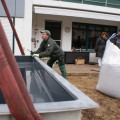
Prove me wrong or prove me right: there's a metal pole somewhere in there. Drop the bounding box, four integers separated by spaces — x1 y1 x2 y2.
1 0 25 55
82 0 84 4
12 17 15 54
105 0 108 7
85 24 89 51
12 0 16 54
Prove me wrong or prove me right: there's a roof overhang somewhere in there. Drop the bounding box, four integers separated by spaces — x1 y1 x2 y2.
33 0 120 22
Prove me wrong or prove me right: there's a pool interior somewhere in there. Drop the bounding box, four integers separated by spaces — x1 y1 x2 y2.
0 56 76 104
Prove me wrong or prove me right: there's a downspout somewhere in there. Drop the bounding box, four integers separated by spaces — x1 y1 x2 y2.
12 17 15 54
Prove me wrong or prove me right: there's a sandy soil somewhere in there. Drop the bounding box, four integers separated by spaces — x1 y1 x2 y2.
67 74 120 120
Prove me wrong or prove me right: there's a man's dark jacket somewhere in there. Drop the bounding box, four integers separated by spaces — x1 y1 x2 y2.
95 37 106 57
33 37 64 58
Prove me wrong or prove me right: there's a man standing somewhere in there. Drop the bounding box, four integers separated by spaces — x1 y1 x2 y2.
95 32 108 67
31 30 67 78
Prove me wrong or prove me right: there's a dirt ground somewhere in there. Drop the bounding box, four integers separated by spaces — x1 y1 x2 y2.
67 74 120 120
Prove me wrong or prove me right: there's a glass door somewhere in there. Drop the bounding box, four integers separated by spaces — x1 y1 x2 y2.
45 20 61 46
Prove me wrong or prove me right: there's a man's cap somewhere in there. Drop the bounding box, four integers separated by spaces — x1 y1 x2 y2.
41 30 51 36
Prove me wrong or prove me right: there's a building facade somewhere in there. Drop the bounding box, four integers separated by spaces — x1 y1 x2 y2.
0 0 120 62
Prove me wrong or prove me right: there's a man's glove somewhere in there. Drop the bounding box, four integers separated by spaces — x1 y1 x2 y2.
30 51 39 57
32 54 39 57
30 51 34 55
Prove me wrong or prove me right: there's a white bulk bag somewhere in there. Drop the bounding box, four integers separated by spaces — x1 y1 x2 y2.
96 34 120 98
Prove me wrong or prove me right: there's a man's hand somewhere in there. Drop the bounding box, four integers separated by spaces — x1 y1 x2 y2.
30 51 39 57
32 54 39 57
30 51 34 55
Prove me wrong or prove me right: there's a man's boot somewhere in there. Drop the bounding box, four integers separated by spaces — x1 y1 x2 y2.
59 65 67 78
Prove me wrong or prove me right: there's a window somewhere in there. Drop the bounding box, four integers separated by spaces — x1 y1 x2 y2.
107 0 120 4
0 0 25 17
45 21 61 46
61 0 120 9
72 22 117 50
72 29 86 49
83 0 106 6
72 23 86 49
107 0 120 8
0 18 13 50
62 0 82 3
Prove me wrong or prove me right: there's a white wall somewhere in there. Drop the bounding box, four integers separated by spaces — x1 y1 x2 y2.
32 14 45 51
0 0 33 55
0 17 13 49
89 53 98 63
14 0 33 55
32 14 73 52
61 19 72 51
